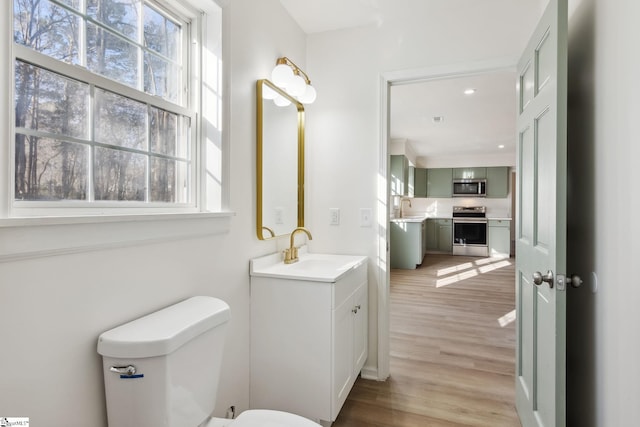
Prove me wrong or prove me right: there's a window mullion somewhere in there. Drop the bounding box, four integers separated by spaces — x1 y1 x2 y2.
145 105 151 203
88 84 96 202
81 0 90 202
79 0 87 67
138 0 145 93
140 2 150 204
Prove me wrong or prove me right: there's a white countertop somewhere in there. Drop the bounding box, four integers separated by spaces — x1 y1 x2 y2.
391 215 512 221
250 247 367 283
390 216 426 223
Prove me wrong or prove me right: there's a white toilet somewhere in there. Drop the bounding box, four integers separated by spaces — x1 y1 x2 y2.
97 296 320 427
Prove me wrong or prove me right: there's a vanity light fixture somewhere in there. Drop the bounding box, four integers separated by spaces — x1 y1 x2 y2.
270 57 317 104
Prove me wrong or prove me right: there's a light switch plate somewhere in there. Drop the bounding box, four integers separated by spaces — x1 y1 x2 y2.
329 208 340 225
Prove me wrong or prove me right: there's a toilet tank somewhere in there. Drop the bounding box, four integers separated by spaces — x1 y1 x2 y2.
97 296 231 427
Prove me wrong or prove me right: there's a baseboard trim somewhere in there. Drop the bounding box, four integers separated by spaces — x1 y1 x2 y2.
360 366 383 381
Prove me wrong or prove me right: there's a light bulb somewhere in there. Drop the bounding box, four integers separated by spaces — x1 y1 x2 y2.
262 84 278 100
271 64 293 88
298 84 317 104
287 74 306 97
273 96 291 107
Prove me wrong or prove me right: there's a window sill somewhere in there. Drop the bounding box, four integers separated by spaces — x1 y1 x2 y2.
0 211 235 263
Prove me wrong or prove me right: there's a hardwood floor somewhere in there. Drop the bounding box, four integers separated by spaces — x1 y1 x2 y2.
333 254 520 427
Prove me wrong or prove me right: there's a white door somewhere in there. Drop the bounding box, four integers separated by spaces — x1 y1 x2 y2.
515 0 568 426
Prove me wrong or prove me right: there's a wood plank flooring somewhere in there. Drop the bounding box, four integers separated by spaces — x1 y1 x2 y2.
332 254 520 427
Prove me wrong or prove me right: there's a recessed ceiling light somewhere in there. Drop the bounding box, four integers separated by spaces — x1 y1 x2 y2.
464 88 476 95
498 144 505 149
432 116 444 123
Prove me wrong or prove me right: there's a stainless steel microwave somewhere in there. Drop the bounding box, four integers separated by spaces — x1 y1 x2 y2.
452 179 487 197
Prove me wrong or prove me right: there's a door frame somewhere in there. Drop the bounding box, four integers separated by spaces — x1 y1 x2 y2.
375 58 519 380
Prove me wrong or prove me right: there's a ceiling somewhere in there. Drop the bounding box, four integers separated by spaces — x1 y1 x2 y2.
279 0 518 162
279 0 382 34
390 71 516 161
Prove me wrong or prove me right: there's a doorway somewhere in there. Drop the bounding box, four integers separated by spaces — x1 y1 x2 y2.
377 58 519 381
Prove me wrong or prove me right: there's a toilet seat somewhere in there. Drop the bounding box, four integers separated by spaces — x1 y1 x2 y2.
214 409 321 427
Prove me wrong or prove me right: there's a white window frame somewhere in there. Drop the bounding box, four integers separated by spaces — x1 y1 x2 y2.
0 0 231 261
4 0 227 219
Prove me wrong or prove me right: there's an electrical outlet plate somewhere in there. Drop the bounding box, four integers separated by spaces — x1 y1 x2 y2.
360 208 372 227
329 208 340 225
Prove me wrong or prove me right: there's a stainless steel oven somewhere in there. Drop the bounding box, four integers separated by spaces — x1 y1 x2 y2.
452 206 488 257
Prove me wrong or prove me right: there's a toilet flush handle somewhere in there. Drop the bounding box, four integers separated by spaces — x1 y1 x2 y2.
110 365 136 376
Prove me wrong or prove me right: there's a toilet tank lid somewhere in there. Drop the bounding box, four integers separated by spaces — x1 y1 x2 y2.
97 296 230 358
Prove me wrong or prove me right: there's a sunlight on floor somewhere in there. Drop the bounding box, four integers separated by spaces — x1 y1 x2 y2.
478 259 512 274
498 309 516 327
437 262 474 276
473 255 509 266
436 269 479 287
435 257 513 288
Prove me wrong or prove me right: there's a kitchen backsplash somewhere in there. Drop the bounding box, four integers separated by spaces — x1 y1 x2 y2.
393 196 512 219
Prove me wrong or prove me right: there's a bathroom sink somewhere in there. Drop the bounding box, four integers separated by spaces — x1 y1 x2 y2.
250 249 367 282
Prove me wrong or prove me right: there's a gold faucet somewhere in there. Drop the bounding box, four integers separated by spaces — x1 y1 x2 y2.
284 227 313 264
400 198 412 218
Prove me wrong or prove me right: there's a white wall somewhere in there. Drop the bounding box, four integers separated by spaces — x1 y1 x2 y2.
0 1 306 425
304 0 543 375
419 152 516 168
567 0 640 425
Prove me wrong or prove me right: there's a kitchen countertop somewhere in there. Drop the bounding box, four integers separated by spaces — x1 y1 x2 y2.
391 216 512 222
390 216 427 223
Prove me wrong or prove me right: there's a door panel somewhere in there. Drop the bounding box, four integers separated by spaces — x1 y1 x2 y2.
519 126 534 243
537 30 553 92
518 272 534 400
515 0 567 426
521 62 535 112
536 108 553 250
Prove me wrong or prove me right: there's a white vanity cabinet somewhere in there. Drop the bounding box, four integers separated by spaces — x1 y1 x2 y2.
249 254 368 425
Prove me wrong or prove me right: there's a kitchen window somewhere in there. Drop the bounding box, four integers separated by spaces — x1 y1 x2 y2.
9 0 224 218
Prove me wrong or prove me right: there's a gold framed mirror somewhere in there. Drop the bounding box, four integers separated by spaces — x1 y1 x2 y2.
256 79 305 240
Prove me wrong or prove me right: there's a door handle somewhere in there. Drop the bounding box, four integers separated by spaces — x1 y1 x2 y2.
533 270 554 288
567 274 583 288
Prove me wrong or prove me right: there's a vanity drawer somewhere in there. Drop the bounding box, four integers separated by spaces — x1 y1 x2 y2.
333 263 367 308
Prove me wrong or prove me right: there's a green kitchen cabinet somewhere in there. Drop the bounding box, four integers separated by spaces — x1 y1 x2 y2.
390 219 426 269
425 219 437 251
426 168 452 198
453 167 486 179
486 167 510 198
414 168 427 197
408 166 415 197
390 155 409 196
426 218 452 253
437 220 453 253
488 219 511 257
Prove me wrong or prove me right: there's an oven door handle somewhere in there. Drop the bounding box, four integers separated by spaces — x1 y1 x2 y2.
453 219 488 224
